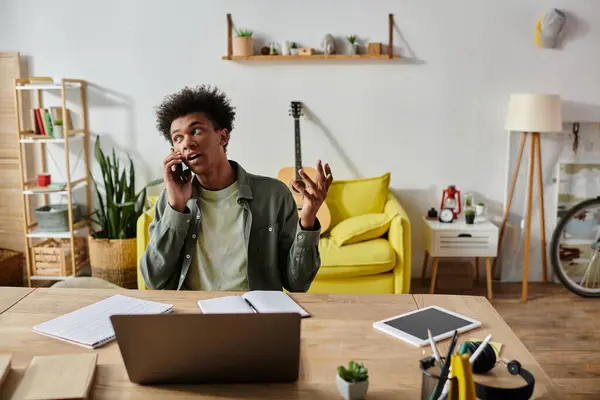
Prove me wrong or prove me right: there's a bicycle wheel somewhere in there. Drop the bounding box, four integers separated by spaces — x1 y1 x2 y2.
550 197 600 297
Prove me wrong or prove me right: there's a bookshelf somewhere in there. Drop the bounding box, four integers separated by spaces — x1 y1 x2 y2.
13 78 92 286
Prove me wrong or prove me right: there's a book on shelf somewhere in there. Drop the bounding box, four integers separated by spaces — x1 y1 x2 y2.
29 107 73 136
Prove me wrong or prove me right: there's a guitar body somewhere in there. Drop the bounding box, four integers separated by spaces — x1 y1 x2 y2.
280 101 332 234
277 166 331 233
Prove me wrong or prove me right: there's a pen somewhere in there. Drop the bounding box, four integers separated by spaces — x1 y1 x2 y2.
431 330 458 400
469 334 493 364
427 329 442 365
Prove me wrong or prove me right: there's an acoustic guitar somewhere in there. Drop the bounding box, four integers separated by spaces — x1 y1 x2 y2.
277 101 331 233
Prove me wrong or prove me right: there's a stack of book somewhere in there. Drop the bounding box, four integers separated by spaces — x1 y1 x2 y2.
29 107 72 137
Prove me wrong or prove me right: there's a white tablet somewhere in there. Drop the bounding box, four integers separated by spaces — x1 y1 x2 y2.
372 306 481 347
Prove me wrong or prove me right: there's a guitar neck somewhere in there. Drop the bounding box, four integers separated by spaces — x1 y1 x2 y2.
294 119 302 180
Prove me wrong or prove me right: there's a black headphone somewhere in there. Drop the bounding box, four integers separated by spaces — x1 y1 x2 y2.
459 341 535 400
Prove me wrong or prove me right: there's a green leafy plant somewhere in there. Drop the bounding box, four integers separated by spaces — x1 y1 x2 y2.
89 137 162 239
291 42 298 49
338 361 368 383
346 35 358 44
477 202 485 206
235 28 253 37
465 209 476 217
54 120 63 126
465 198 472 207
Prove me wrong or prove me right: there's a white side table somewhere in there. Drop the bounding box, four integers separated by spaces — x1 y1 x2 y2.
422 217 499 299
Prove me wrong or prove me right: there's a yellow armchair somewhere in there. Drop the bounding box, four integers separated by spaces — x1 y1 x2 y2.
136 196 158 290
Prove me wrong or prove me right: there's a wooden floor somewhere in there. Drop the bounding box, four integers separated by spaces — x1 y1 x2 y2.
412 279 600 399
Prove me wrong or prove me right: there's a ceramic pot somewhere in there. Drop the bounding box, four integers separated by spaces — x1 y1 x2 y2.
336 375 368 400
465 214 475 224
53 125 63 138
233 36 254 56
281 40 290 55
290 48 298 56
475 205 485 216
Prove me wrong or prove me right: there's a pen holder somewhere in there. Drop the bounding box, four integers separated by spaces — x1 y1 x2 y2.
420 356 458 400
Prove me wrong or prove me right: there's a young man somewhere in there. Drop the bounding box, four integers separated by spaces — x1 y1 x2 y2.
140 85 333 292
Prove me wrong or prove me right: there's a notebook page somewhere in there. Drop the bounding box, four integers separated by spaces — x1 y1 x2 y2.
32 294 173 349
242 291 310 317
197 296 255 314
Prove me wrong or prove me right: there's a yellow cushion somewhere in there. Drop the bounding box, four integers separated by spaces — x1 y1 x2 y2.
329 213 395 246
326 172 390 227
317 237 396 279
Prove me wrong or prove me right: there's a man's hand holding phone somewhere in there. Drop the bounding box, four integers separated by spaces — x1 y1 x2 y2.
163 150 192 213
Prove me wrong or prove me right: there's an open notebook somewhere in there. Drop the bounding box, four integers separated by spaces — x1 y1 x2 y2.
197 290 310 318
33 294 173 349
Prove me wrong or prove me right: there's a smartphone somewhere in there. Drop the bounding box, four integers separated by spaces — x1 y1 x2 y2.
172 162 190 183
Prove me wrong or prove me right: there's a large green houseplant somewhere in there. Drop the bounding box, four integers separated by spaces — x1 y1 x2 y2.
87 137 161 288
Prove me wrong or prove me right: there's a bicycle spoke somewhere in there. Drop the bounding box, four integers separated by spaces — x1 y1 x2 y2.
580 250 597 288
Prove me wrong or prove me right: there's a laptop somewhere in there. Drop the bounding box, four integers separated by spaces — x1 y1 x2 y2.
110 313 301 385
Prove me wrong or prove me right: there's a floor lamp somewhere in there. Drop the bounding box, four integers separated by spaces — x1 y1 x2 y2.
495 94 562 302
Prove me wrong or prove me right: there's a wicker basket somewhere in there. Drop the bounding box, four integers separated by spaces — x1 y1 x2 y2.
88 236 137 289
0 249 24 286
34 204 82 232
32 238 88 277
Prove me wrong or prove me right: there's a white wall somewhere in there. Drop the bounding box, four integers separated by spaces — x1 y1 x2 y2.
2 0 600 281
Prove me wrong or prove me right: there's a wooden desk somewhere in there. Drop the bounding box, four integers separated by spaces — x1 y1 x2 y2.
0 287 34 315
0 288 559 399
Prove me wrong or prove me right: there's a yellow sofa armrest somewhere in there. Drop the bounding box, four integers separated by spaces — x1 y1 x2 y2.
384 191 411 294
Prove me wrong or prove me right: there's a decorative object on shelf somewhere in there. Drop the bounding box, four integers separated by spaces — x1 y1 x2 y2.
281 40 291 56
439 208 454 223
290 42 298 56
321 33 336 54
35 204 82 232
0 249 24 287
336 361 369 400
464 192 474 211
37 172 51 187
440 185 461 220
367 42 382 56
346 35 359 54
534 8 566 49
426 207 438 220
53 119 63 138
233 28 254 57
32 238 87 279
269 42 279 55
260 46 270 55
497 93 562 301
298 48 313 56
465 209 476 225
88 137 161 288
476 202 486 217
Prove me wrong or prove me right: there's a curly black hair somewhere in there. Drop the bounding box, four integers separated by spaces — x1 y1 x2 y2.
155 85 236 150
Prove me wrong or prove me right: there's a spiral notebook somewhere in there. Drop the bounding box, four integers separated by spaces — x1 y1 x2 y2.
197 290 310 317
32 294 173 349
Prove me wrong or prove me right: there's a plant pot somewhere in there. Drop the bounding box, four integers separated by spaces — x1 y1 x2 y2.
88 235 137 288
53 125 63 138
465 214 475 224
475 205 485 216
233 36 254 56
336 375 368 400
354 43 359 54
290 48 298 56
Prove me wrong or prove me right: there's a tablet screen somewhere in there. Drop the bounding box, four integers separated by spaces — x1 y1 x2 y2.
383 308 473 340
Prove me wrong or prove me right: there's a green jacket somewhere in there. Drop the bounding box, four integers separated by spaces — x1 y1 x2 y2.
140 160 322 292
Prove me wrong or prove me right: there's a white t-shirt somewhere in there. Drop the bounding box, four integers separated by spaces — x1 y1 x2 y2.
184 181 248 291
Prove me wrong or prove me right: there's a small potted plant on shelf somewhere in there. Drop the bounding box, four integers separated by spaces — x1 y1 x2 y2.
465 209 476 224
290 42 298 56
233 28 254 56
346 35 359 54
336 361 369 400
53 120 64 138
476 201 486 217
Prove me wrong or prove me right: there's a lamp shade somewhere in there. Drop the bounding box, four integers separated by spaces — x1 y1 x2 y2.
505 94 562 133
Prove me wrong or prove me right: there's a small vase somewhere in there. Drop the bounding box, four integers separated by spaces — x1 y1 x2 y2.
233 36 254 56
290 48 298 56
354 43 359 55
336 375 368 400
281 40 290 56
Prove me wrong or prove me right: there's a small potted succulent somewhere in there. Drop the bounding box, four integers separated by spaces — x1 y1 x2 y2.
53 120 64 138
233 28 254 56
290 42 299 56
336 361 369 400
347 35 359 54
465 209 476 224
476 201 486 217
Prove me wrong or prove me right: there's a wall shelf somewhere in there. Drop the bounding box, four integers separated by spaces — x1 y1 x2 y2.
223 13 399 61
